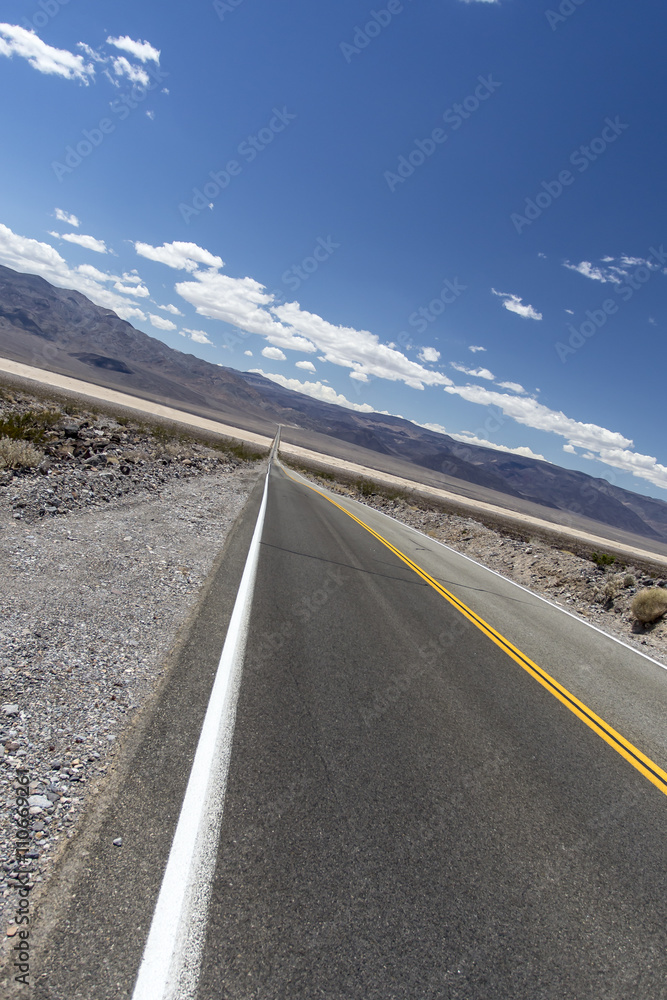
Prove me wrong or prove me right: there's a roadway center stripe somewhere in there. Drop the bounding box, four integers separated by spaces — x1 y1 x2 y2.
286 469 667 799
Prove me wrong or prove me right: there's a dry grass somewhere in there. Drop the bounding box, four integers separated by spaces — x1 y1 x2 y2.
0 437 44 470
631 588 667 624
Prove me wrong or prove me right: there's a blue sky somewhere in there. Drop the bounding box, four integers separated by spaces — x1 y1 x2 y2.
1 0 666 496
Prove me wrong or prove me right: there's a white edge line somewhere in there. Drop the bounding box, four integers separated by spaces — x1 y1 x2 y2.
285 464 667 674
132 462 271 1000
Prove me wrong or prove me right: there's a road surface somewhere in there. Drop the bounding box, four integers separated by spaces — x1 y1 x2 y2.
28 459 667 999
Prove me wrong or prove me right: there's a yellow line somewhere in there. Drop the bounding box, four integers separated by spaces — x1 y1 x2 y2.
284 468 667 798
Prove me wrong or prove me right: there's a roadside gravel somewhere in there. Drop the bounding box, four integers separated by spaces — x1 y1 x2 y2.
0 386 262 949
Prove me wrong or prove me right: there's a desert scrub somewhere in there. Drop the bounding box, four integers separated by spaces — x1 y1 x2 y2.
0 437 44 469
0 408 61 443
631 588 667 624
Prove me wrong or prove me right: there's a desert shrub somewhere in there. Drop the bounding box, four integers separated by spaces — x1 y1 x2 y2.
0 409 61 443
631 588 667 624
355 479 375 496
0 437 44 469
591 551 615 567
623 574 636 588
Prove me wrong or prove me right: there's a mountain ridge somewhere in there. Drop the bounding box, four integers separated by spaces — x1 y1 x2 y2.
1 262 665 543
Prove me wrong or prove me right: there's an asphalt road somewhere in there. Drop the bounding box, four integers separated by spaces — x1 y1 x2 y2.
27 459 667 999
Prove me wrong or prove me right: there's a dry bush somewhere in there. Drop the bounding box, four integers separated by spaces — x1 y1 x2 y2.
631 588 667 624
0 437 44 469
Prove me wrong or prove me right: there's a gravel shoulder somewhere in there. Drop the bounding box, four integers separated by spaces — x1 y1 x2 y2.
292 465 667 668
0 383 263 962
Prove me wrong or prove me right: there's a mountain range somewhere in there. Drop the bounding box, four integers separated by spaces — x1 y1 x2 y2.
1 262 666 546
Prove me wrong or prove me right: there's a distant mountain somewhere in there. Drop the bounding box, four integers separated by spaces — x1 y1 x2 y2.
1 262 666 544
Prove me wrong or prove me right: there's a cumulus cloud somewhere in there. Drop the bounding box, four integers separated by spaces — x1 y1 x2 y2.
184 328 213 345
563 260 614 283
54 208 80 228
563 444 576 454
0 24 94 83
296 360 316 372
135 240 224 272
492 289 543 321
449 432 546 461
444 382 667 490
250 371 374 413
156 302 183 315
469 345 486 353
418 346 441 363
451 362 495 381
106 35 160 64
350 371 369 382
148 313 176 331
244 350 253 357
563 255 661 286
49 232 108 254
111 55 149 87
496 381 526 394
138 239 454 389
0 223 147 322
262 346 286 361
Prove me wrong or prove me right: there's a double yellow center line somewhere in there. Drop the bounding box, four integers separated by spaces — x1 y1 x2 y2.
286 469 667 799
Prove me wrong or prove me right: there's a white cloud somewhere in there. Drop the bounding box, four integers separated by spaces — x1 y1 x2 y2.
113 280 149 297
296 360 316 372
111 56 150 87
135 240 223 272
451 362 495 380
139 238 454 389
262 346 286 361
121 270 142 284
156 302 183 315
416 422 545 461
563 260 618 284
184 328 213 345
106 35 160 64
49 231 108 254
272 300 454 389
0 24 94 83
146 110 155 120
563 255 661 286
244 350 253 357
148 313 177 331
496 381 526 394
350 371 369 382
418 346 441 363
250 371 375 413
492 289 543 321
443 382 667 490
449 433 546 461
0 223 148 322
54 208 80 228
563 444 576 454
469 345 486 353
